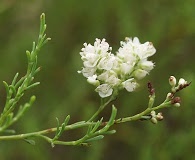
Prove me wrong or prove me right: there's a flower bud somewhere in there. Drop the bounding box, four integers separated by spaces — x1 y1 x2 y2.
166 92 173 100
156 112 163 121
169 76 176 87
150 110 156 117
171 97 181 104
178 78 187 86
151 117 158 124
173 103 180 107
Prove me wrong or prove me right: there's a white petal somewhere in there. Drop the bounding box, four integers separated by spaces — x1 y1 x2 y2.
87 75 100 86
139 60 154 72
133 69 148 80
80 67 96 78
95 84 113 98
122 78 138 92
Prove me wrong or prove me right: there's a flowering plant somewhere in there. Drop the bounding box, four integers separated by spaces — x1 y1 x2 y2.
0 13 190 147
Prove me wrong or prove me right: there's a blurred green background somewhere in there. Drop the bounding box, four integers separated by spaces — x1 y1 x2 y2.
0 0 195 159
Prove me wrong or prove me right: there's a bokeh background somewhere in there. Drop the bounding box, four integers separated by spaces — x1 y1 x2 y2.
0 0 195 160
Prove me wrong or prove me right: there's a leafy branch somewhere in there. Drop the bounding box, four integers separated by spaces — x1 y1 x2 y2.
0 79 190 146
0 13 51 132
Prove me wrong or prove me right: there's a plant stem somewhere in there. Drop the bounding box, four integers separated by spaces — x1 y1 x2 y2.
0 121 93 141
0 101 171 143
87 94 116 122
115 101 171 123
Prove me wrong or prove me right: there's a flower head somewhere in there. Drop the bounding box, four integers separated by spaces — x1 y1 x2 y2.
78 37 156 98
117 37 156 80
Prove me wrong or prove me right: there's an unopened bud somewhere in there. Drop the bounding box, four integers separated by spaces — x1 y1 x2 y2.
150 111 156 117
166 92 173 99
156 112 163 121
171 97 181 104
178 78 187 86
169 76 176 87
151 117 158 124
173 103 180 107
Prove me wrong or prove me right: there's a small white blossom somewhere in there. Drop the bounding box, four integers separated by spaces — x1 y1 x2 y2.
106 74 121 86
122 78 138 92
87 75 100 86
94 38 111 57
98 71 120 86
120 62 134 75
82 53 100 68
80 39 112 68
97 71 110 82
95 84 113 98
97 54 116 70
133 69 148 80
138 60 155 72
137 42 156 59
78 67 96 78
118 37 156 60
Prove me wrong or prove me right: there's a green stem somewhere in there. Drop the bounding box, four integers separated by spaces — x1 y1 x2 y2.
87 94 116 122
0 121 93 141
115 101 171 123
38 135 89 146
0 101 171 144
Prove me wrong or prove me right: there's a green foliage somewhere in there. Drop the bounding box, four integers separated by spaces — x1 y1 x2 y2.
0 13 50 133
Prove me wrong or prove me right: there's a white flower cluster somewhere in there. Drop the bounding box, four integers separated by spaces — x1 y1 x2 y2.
78 37 156 98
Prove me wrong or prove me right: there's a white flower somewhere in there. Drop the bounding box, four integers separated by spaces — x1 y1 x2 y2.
97 54 116 70
98 71 120 86
95 84 113 98
87 75 100 86
138 60 154 72
97 71 110 82
94 38 111 57
120 62 134 75
106 75 121 86
122 78 138 92
80 39 112 68
78 67 96 78
79 37 156 97
82 53 100 68
117 41 137 64
137 42 156 59
117 37 155 79
133 69 148 80
119 37 156 60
